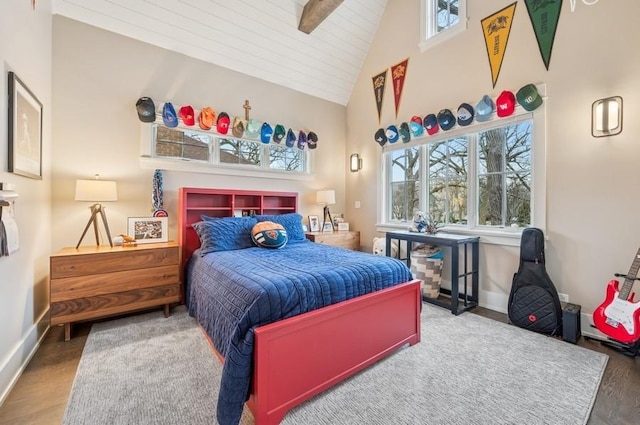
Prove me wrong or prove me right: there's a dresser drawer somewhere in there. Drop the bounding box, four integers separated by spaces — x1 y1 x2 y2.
305 231 360 250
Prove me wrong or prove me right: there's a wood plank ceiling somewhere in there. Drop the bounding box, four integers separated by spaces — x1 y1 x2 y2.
52 0 388 106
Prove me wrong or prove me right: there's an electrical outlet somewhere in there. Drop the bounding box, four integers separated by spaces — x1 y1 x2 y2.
558 293 569 303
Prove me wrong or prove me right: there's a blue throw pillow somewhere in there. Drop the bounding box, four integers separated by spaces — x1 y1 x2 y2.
254 213 305 242
192 216 257 255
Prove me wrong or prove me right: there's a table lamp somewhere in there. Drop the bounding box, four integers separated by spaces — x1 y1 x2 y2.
316 189 335 231
75 175 118 248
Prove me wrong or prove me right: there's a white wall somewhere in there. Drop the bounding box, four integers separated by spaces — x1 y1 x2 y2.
346 1 640 320
0 0 52 404
51 16 347 252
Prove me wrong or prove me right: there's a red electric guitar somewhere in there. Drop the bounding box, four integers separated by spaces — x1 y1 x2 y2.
593 246 640 344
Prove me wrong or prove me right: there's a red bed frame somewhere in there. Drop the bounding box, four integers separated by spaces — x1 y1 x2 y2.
179 187 421 424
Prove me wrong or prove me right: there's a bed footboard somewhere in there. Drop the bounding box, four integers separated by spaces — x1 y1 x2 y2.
248 279 422 425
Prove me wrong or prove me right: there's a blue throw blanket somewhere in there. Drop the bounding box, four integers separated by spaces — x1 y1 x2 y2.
186 240 412 425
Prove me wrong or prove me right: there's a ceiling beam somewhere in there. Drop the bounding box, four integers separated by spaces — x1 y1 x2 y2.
298 0 344 34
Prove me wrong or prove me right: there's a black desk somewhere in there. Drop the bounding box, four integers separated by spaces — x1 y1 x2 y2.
386 231 479 315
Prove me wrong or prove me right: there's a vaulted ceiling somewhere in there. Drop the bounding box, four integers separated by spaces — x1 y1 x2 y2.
52 0 388 106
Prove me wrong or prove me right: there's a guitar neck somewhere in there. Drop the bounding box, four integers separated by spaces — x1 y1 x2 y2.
618 246 640 300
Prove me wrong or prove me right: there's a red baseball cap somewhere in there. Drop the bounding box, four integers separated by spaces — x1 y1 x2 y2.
179 105 194 126
217 112 230 134
496 90 516 117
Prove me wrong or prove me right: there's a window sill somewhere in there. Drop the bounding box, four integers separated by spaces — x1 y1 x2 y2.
139 156 314 181
375 223 525 247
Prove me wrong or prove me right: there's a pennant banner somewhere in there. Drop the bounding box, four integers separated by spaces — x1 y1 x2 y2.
372 69 387 125
481 2 517 88
390 58 409 119
524 0 562 70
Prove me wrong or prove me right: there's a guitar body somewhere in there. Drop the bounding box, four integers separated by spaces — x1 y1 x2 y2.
593 279 640 344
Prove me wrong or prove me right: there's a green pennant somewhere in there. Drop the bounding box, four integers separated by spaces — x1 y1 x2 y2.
524 0 563 70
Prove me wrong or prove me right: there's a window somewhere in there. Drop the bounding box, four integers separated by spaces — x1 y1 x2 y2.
420 0 467 51
384 115 537 236
151 124 308 174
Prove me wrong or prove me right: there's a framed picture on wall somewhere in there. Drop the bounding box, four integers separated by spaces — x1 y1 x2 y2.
127 217 168 244
7 72 43 179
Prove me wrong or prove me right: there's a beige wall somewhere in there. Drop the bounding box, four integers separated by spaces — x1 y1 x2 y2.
0 0 52 404
51 17 347 252
347 1 640 320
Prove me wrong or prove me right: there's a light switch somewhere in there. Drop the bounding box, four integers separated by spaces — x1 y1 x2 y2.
355 201 361 208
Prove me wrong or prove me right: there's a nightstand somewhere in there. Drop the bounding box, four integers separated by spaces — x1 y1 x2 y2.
50 242 181 340
305 231 360 251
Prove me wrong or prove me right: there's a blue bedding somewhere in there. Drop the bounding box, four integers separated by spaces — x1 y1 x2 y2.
186 240 412 425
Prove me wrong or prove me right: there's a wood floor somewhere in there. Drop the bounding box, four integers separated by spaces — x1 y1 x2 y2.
0 306 638 425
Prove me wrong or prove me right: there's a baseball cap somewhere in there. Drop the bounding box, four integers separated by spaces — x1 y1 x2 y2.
297 131 307 150
232 117 245 137
423 114 439 135
162 102 178 128
437 109 455 131
516 84 543 111
457 103 475 126
374 128 387 146
245 119 261 139
307 131 318 149
496 90 516 117
260 122 273 144
475 95 495 122
273 124 286 143
179 105 195 126
216 112 230 134
198 107 215 130
399 122 411 143
285 128 296 148
136 97 156 123
386 125 399 143
409 116 424 137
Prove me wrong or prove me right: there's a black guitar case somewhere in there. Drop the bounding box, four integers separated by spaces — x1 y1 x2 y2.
508 227 563 336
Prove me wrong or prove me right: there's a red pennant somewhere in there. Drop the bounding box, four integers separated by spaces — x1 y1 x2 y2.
391 58 409 119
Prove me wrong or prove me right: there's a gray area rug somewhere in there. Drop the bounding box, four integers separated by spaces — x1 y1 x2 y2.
63 305 608 425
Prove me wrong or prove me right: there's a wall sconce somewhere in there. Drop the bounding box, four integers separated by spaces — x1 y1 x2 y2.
350 153 362 172
592 96 622 137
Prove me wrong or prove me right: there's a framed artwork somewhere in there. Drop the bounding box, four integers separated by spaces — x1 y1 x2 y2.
322 222 334 232
127 217 168 244
8 72 43 179
308 215 320 232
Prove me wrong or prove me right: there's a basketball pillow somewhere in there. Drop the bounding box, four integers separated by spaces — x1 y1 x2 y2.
251 221 288 249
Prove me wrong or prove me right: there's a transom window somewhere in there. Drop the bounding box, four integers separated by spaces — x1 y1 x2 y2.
421 0 467 51
384 116 536 233
153 125 307 173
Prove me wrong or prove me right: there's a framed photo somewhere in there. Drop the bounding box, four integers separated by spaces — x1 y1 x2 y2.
322 222 334 232
127 217 168 244
8 72 43 179
337 222 350 231
308 215 320 232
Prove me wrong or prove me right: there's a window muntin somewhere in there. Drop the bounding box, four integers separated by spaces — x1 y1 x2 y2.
269 144 304 172
388 147 420 222
434 0 460 35
219 138 261 166
428 137 468 225
155 126 211 162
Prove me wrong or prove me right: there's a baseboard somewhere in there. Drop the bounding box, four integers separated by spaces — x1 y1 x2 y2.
479 290 508 314
0 308 50 406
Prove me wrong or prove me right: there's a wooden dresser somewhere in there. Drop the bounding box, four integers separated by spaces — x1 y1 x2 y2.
305 231 360 251
50 242 181 340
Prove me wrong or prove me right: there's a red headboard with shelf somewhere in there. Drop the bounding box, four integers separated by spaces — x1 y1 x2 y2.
178 187 298 272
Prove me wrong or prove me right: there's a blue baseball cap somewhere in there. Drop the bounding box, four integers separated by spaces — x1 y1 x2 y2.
285 128 296 148
375 128 387 146
457 103 475 126
386 125 399 143
437 109 455 131
476 95 495 122
297 130 307 150
162 102 178 127
409 116 424 137
423 114 439 135
260 122 273 144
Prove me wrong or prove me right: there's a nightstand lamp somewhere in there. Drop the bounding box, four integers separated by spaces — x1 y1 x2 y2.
316 189 335 232
75 175 118 249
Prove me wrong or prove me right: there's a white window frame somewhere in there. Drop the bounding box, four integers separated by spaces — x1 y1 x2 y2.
420 0 468 52
377 88 547 246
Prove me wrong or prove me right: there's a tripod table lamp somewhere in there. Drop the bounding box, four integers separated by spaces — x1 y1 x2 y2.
75 175 118 249
316 189 335 231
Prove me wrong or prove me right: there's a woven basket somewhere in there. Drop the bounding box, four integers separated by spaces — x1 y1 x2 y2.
410 247 443 299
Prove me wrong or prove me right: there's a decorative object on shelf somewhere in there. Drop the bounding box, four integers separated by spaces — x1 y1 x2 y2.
308 215 320 232
118 234 138 247
127 216 168 244
481 2 517 88
476 95 495 122
217 112 230 134
8 71 43 180
75 175 118 248
316 189 335 232
198 107 215 130
307 131 318 149
135 97 155 123
232 116 245 137
350 153 362 172
496 90 516 117
516 84 543 111
162 102 178 128
390 58 409 119
243 99 252 120
592 96 622 138
371 68 388 125
152 169 167 217
374 128 387 146
524 0 562 70
179 105 195 126
408 211 440 234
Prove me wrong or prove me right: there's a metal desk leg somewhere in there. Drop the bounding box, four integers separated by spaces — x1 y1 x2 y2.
472 241 479 303
450 244 459 315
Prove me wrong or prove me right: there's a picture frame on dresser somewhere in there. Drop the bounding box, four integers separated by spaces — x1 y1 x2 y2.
128 216 168 244
308 215 320 232
322 222 334 232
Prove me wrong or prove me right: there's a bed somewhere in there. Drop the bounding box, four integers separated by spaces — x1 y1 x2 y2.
179 188 421 425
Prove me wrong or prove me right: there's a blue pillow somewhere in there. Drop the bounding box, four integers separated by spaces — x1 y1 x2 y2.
192 216 257 255
255 213 305 242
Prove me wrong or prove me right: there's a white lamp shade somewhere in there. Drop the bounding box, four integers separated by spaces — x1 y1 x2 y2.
316 190 335 205
75 179 118 202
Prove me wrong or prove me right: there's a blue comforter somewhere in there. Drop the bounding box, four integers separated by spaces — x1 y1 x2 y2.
186 240 412 425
